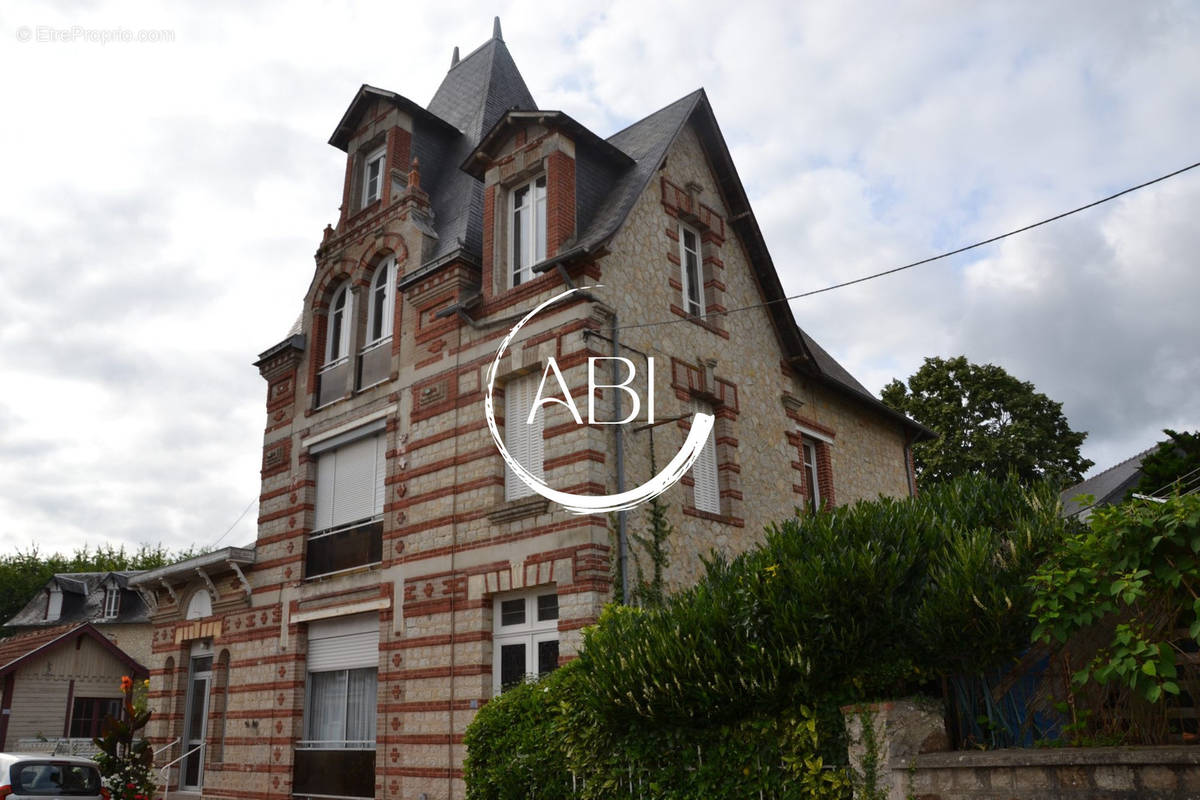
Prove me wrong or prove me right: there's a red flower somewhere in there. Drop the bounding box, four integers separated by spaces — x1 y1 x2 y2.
126 783 136 789
121 675 134 692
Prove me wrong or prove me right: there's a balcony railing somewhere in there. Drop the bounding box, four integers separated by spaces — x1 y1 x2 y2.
292 747 375 799
306 517 382 578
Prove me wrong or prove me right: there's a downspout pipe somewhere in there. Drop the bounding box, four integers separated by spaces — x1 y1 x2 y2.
612 313 629 605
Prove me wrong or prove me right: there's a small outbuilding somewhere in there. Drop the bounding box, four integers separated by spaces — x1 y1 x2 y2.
0 622 148 753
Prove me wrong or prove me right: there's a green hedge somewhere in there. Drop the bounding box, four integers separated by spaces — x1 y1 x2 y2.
465 475 1073 798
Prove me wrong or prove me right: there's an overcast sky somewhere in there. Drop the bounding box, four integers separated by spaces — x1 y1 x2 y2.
1 1 1197 557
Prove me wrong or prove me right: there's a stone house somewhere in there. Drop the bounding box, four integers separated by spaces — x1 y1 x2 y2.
4 572 154 668
133 19 929 800
0 622 148 753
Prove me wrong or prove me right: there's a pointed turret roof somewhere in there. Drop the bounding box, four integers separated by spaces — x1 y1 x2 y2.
427 20 535 141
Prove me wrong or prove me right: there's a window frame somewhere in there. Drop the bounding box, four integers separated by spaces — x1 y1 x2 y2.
363 256 396 350
361 146 386 208
679 222 705 317
509 174 548 288
102 585 120 619
802 439 821 513
492 589 559 696
306 426 386 579
300 666 378 751
323 282 353 370
69 696 123 739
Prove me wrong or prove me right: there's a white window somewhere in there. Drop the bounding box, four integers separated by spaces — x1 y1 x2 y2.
185 590 212 620
314 431 386 533
45 586 62 621
691 402 721 514
303 615 378 750
802 440 821 513
492 590 559 695
679 223 704 316
324 283 352 367
362 146 385 207
364 257 395 348
510 175 547 287
504 373 545 501
308 427 386 578
103 586 120 618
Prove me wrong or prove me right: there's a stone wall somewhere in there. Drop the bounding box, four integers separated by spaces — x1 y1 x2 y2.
844 699 1200 800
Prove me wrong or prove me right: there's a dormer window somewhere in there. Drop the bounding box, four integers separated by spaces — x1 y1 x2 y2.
679 223 704 316
362 146 385 207
325 283 352 367
510 175 547 287
103 586 120 619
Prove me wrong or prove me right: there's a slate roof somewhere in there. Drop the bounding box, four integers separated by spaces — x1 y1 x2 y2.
0 623 147 679
1060 445 1159 518
4 571 151 628
318 21 931 439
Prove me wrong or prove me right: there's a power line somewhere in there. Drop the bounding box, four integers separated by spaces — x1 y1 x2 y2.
208 495 258 550
618 159 1200 333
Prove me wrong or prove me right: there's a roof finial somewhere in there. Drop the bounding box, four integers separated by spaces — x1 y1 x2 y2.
451 46 460 68
493 16 502 41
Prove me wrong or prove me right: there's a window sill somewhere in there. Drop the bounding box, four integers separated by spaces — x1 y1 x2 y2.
682 505 744 527
488 496 550 524
669 304 730 339
304 561 382 582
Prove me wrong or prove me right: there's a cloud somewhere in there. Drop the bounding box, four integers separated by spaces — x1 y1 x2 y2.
0 0 1197 557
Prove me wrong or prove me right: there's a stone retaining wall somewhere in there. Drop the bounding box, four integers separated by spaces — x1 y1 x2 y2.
845 699 1200 799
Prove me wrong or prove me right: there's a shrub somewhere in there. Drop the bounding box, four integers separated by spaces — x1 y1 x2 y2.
1030 493 1200 741
577 475 1071 727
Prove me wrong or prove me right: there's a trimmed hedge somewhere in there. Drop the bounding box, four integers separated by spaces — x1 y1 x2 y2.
465 475 1074 798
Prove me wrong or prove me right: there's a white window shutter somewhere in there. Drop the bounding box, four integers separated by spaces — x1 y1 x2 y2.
692 406 721 514
315 433 385 531
308 614 379 671
315 452 336 531
505 375 544 500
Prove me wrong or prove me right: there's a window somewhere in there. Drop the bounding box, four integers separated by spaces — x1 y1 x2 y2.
362 146 385 207
11 762 102 796
296 614 378 800
44 586 62 621
679 223 704 316
103 586 120 618
493 590 559 695
185 590 211 620
69 697 122 738
504 373 545 501
510 175 547 287
364 257 395 348
324 283 352 368
307 428 386 578
690 401 721 514
802 440 821 513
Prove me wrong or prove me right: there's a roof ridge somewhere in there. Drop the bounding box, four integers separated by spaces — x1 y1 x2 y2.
606 88 704 142
1081 443 1160 483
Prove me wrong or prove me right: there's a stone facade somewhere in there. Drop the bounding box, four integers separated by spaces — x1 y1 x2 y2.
137 23 925 800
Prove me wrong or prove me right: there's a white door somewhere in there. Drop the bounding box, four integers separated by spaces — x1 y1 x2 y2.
180 653 212 791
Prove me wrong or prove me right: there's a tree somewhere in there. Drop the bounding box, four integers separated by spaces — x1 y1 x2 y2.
1134 429 1200 497
881 355 1092 487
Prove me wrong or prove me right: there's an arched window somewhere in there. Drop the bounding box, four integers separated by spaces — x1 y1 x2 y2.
325 283 352 366
185 590 212 620
364 257 395 348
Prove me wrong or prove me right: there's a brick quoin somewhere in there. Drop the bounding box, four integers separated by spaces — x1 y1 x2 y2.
545 150 575 257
